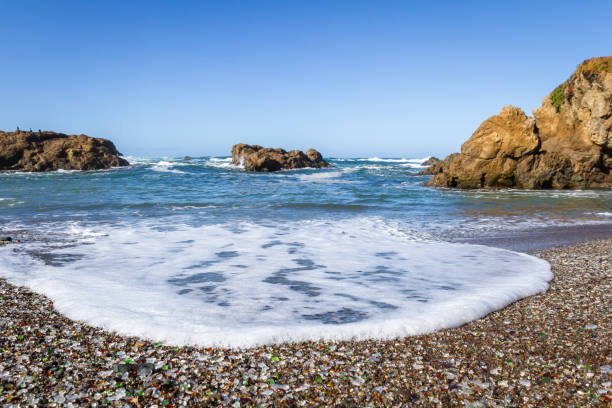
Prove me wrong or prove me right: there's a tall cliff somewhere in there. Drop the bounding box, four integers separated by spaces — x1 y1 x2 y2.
426 56 612 189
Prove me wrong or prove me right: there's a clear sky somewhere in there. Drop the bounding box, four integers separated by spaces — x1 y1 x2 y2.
1 1 611 158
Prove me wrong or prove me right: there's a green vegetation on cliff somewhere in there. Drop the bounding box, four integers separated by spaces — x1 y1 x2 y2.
549 56 611 114
550 83 567 113
576 56 612 76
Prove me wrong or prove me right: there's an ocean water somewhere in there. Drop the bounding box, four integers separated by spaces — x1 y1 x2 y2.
0 157 610 347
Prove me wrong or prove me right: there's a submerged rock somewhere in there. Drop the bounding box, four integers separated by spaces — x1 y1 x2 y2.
231 143 330 172
425 56 612 189
0 130 129 172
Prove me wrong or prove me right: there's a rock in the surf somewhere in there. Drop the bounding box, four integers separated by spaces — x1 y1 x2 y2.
231 143 330 171
424 56 612 189
418 157 442 175
0 236 16 245
0 130 129 172
421 156 441 167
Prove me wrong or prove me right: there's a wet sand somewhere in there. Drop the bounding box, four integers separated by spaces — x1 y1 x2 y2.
452 222 612 252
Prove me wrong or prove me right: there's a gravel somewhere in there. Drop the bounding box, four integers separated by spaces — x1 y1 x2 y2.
1 239 610 406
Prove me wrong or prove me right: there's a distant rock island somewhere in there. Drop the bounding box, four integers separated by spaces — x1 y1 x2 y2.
0 130 129 172
419 157 441 174
425 56 612 189
420 157 440 167
231 143 330 171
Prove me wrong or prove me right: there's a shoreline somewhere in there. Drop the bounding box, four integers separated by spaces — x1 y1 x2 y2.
450 222 612 252
1 239 610 406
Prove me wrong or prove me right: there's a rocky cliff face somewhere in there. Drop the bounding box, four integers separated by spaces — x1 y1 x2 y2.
426 56 612 189
0 130 129 172
231 144 330 172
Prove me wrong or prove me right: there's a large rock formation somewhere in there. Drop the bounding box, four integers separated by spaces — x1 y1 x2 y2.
0 130 129 172
426 56 612 189
231 144 330 172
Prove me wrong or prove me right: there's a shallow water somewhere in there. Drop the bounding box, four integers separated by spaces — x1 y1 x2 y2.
0 157 610 347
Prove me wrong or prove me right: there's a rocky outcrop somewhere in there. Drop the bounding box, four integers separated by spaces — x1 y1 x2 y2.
231 144 330 172
0 130 129 172
421 157 441 167
418 157 442 175
1 237 14 245
425 56 612 189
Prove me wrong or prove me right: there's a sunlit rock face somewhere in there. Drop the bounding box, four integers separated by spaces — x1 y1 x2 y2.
426 56 612 189
0 130 129 172
231 143 330 172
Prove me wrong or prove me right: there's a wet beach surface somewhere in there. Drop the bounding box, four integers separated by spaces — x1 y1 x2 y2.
452 223 612 252
0 239 610 407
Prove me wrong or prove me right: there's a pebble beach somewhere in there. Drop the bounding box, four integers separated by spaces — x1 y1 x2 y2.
1 239 610 407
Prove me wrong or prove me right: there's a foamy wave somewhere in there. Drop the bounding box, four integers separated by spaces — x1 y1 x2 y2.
55 169 81 173
67 223 109 243
0 217 552 348
204 157 241 169
337 156 431 170
401 163 427 168
123 156 152 165
365 157 429 163
344 164 392 171
151 160 187 174
296 171 345 182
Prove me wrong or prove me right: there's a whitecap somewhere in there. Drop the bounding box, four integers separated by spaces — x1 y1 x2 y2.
204 157 242 169
401 163 427 168
296 171 345 182
365 156 431 164
151 160 186 174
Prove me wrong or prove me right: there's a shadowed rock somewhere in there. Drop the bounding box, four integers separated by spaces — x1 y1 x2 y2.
418 157 442 175
421 156 440 167
0 130 129 172
424 56 612 189
231 143 330 172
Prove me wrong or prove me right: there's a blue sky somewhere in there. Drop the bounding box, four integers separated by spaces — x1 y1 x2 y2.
1 1 611 158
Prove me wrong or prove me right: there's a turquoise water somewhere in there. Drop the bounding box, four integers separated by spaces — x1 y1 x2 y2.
2 156 610 236
0 157 609 346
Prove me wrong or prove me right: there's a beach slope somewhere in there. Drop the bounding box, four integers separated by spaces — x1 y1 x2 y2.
0 240 610 406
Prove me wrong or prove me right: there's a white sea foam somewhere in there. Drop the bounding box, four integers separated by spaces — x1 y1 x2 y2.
597 212 612 217
55 169 81 173
204 157 241 169
123 156 152 165
68 223 109 242
340 156 432 169
296 171 346 182
365 157 430 164
151 160 186 174
0 217 552 348
343 164 390 171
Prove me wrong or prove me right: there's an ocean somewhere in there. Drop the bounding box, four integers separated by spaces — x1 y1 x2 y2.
1 157 610 347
